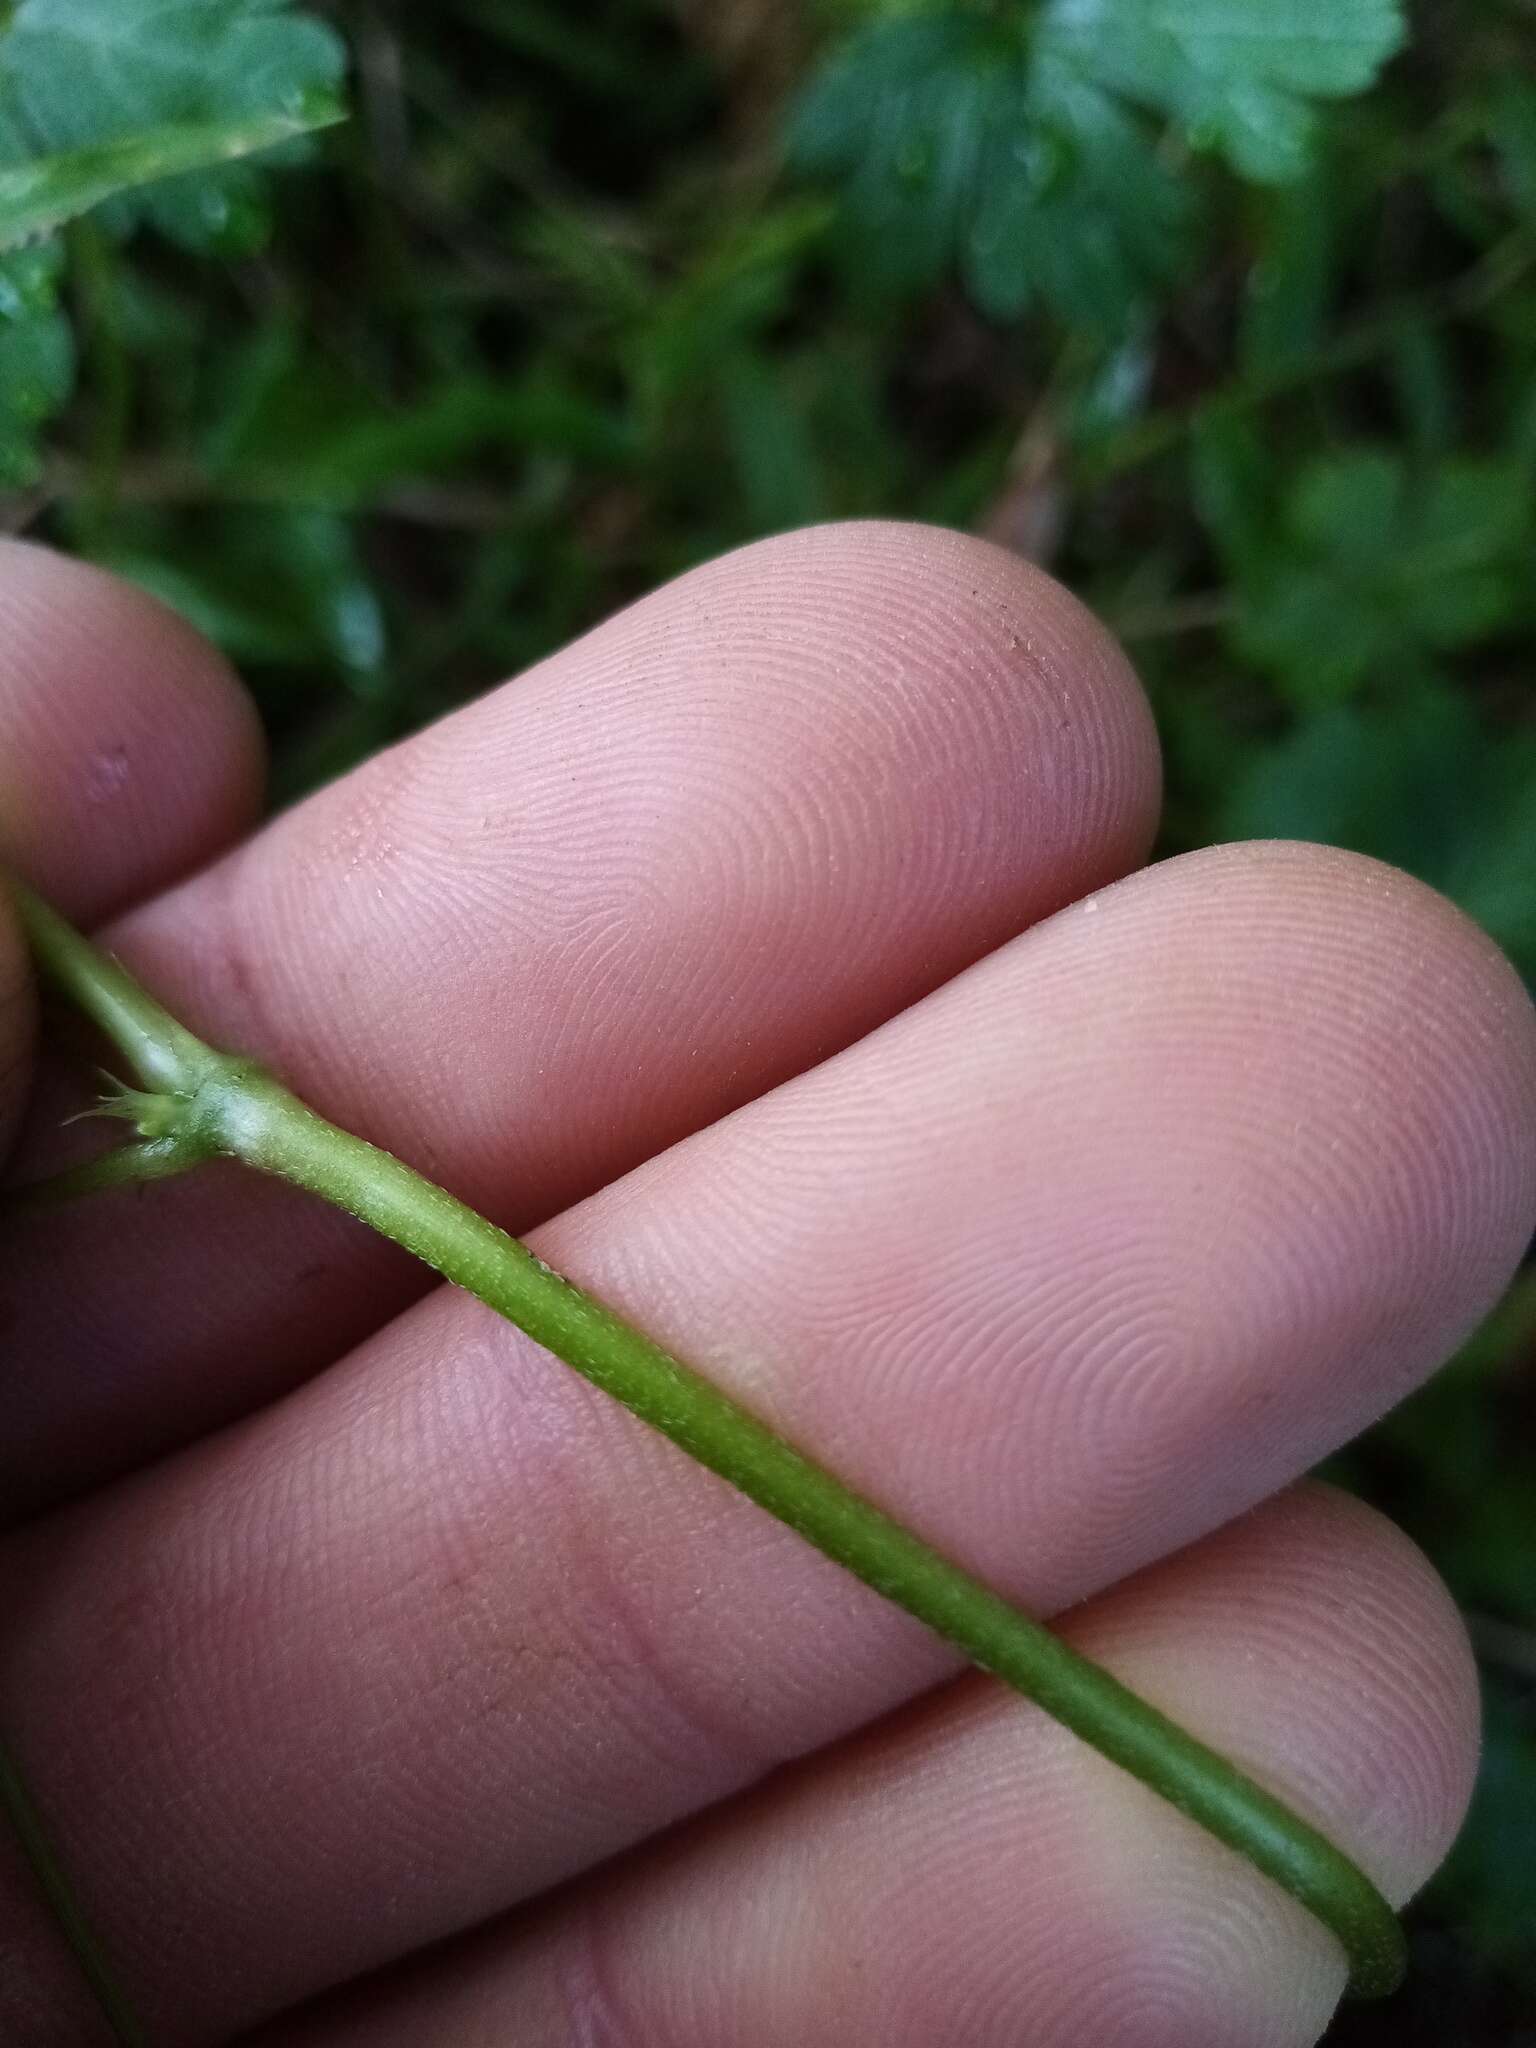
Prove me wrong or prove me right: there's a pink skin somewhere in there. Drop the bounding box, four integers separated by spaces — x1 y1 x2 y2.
0 538 264 922
0 536 258 1187
0 527 1532 2047
251 1487 1479 2048
1 522 1159 1516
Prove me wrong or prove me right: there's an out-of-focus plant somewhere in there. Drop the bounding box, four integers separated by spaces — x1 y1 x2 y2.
0 0 347 486
790 1 1405 326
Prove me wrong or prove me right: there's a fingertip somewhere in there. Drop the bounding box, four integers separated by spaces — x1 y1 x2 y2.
0 539 266 923
1074 1482 1481 1913
857 1482 1481 2045
1093 840 1536 1422
1227 841 1536 1303
750 520 1165 877
1033 1486 1476 2042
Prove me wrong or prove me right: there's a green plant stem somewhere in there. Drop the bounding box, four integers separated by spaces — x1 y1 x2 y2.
5 1135 213 1213
10 881 213 1092
0 1740 147 2048
4 873 1409 2005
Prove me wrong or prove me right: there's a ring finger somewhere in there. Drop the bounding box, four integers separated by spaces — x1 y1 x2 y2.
249 1484 1478 2048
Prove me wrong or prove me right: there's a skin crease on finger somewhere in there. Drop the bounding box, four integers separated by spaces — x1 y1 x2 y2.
0 843 1532 2042
246 1486 1480 2048
0 521 1162 1518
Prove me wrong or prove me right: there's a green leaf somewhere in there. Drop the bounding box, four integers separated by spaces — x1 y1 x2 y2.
0 0 348 247
1437 1691 1536 1976
630 204 834 431
1217 691 1536 984
789 19 1001 294
717 348 825 533
1045 0 1408 181
1190 409 1273 578
1491 75 1536 218
1216 685 1485 879
1238 149 1341 372
791 1 1400 329
1225 448 1530 703
0 103 342 250
968 50 1192 328
1441 732 1536 980
202 332 637 502
0 240 71 483
789 16 1192 330
99 507 387 682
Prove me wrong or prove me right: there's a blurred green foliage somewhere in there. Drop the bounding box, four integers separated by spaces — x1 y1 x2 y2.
1 0 1534 2034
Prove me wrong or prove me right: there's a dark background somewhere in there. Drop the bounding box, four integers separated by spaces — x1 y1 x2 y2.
2 2 1533 2036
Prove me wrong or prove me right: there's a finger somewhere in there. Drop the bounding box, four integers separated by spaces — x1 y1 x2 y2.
0 533 261 1234
0 540 261 2028
249 1485 1478 2048
0 522 1161 1515
0 538 264 923
1 843 1530 2042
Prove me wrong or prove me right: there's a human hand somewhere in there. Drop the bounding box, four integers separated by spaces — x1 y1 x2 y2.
2 523 1533 2046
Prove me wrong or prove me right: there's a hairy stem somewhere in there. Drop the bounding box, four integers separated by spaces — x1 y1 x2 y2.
10 881 213 1094
4 873 1408 2008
